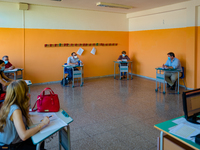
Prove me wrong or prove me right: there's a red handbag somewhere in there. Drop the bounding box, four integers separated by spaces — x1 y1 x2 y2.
32 87 60 112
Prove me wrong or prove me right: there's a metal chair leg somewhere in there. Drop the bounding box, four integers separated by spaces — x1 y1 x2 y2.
182 78 187 90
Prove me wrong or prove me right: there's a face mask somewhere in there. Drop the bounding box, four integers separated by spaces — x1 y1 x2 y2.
4 61 8 64
168 57 171 60
122 54 125 57
0 66 5 71
74 56 77 59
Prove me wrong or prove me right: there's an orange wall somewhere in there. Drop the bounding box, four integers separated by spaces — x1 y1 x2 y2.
129 28 189 86
0 28 24 68
1 27 200 88
24 29 129 83
197 26 200 88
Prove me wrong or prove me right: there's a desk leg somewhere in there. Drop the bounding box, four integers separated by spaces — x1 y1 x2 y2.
119 64 121 80
163 71 165 94
67 125 71 150
81 67 83 87
178 72 180 94
14 72 16 80
159 70 161 89
36 142 41 150
63 67 65 86
160 131 163 150
72 68 74 88
131 62 133 79
155 70 158 92
114 62 116 79
21 70 23 79
127 64 129 80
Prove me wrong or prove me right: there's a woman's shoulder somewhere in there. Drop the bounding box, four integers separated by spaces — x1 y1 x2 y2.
10 104 20 112
7 104 20 118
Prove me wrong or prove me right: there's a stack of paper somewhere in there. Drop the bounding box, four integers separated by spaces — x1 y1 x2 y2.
169 118 200 142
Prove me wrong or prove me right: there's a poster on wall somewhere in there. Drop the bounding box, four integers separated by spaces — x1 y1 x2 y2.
91 47 96 55
77 48 84 55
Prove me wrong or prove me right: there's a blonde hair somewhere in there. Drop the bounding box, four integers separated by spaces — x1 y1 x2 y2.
0 80 30 132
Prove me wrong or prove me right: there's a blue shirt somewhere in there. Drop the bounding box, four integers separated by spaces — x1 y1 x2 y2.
165 57 182 72
0 104 26 145
67 56 82 64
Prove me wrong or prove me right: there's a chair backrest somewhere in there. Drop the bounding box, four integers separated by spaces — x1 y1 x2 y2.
180 66 185 79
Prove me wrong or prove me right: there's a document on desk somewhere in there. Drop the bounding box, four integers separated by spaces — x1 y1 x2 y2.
30 113 58 124
24 80 32 85
169 123 200 141
40 118 67 133
172 117 187 124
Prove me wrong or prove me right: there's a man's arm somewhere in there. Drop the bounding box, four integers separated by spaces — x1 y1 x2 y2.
117 55 122 62
0 74 10 86
8 65 15 70
67 57 78 65
171 59 180 69
126 56 130 60
1 73 13 82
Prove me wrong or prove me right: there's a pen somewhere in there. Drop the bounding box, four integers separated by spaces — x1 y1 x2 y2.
40 115 53 122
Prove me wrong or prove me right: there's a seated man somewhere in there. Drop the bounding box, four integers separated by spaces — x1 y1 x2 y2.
162 52 182 90
2 55 15 70
66 52 83 80
117 51 130 79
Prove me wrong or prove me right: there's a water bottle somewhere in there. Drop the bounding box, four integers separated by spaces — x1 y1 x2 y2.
78 60 80 66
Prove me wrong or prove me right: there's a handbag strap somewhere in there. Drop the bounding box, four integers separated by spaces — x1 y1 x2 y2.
40 87 55 97
30 100 37 112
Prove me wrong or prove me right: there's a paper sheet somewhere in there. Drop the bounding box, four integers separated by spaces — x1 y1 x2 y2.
169 123 200 141
40 118 67 133
122 59 127 62
25 80 32 85
91 47 96 55
77 48 84 55
30 113 58 125
172 117 187 124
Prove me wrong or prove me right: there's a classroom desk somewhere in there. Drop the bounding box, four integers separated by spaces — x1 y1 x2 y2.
62 65 83 88
29 109 73 150
113 61 133 80
154 116 200 150
4 68 23 80
155 68 181 94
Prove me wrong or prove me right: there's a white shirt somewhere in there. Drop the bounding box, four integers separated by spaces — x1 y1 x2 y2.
67 56 82 64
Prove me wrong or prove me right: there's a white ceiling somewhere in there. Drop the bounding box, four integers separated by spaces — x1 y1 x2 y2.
0 0 191 13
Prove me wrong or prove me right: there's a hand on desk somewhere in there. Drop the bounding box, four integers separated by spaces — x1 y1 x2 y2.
40 116 50 129
162 64 168 69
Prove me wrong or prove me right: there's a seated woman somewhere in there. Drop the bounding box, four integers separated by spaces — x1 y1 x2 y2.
0 60 13 102
0 80 50 149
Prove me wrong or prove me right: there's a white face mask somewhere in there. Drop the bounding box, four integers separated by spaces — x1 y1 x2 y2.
74 56 77 59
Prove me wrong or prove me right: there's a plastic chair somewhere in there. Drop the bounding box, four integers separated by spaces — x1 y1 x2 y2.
176 67 187 90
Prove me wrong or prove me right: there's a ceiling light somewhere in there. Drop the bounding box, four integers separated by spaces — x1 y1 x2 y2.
96 2 133 9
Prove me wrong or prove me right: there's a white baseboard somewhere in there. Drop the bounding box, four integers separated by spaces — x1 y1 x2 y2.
130 73 193 90
31 73 193 90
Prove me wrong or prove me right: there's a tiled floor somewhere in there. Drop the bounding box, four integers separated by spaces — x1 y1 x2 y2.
29 76 185 150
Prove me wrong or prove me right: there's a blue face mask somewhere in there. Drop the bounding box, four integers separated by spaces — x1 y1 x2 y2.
4 61 8 64
122 54 126 57
0 66 5 71
168 57 171 60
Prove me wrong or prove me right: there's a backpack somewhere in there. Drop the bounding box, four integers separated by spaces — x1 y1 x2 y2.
61 77 69 86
